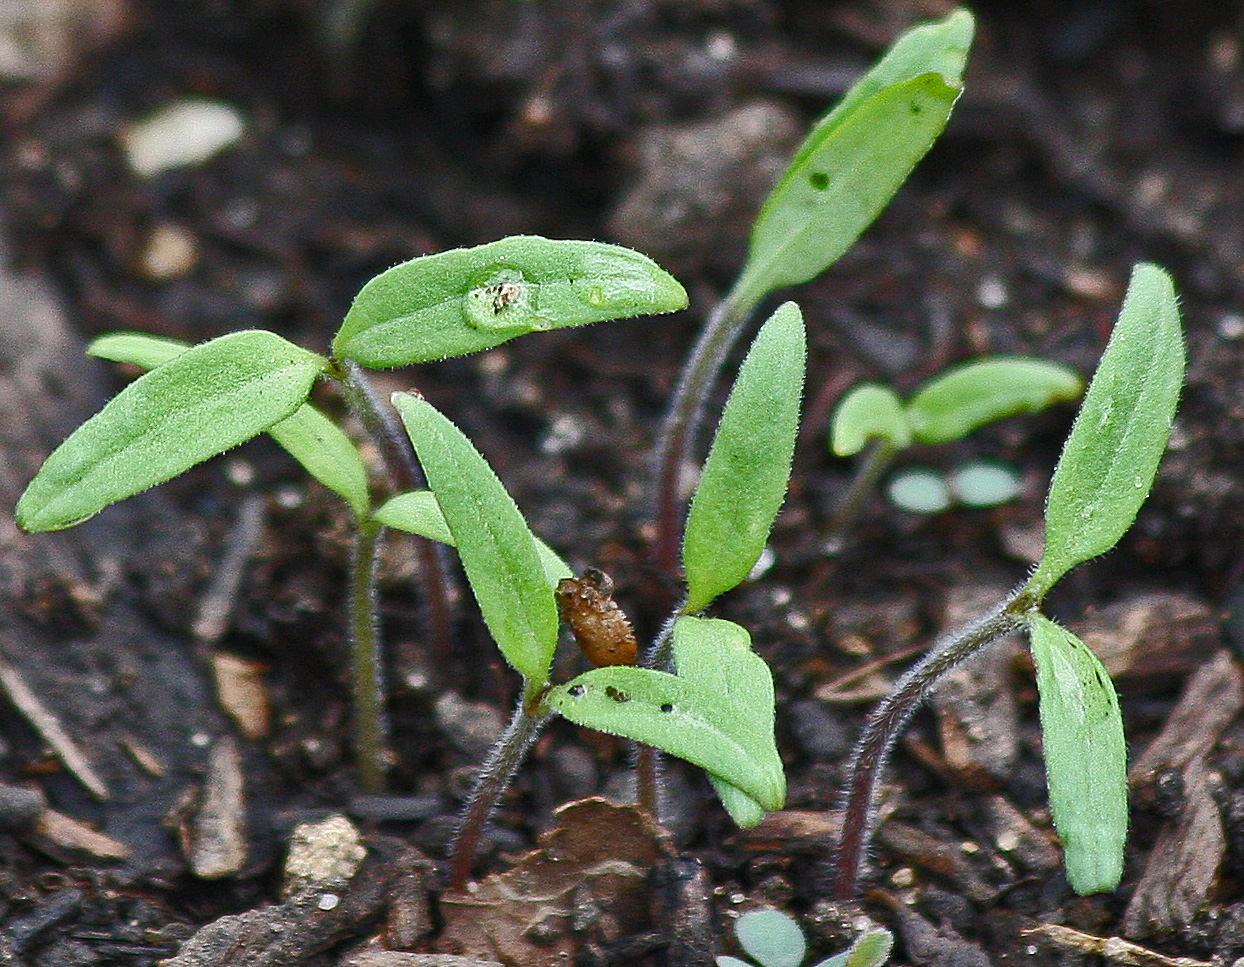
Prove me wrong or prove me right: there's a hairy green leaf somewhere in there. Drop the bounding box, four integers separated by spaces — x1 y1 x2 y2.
334 236 688 368
839 928 895 967
673 616 783 827
88 331 189 369
88 331 371 517
906 356 1083 444
735 908 805 967
392 392 559 684
267 405 371 518
17 331 326 532
830 383 910 455
546 665 784 811
1026 614 1127 895
1028 264 1184 597
375 489 571 587
732 11 972 307
683 302 805 613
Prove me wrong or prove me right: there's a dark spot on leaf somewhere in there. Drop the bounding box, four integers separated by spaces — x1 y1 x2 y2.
568 685 585 698
910 101 922 115
809 171 829 190
660 703 674 713
605 686 629 703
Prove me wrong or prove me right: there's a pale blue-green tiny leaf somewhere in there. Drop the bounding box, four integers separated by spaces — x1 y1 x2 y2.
1027 264 1184 598
673 616 784 825
716 958 753 967
392 393 559 683
841 928 894 967
87 332 370 516
87 332 190 369
334 236 688 368
885 467 950 513
732 11 972 307
17 331 326 532
906 356 1083 445
949 460 1020 508
830 383 910 456
546 666 784 810
683 303 805 613
1027 613 1127 895
266 404 370 518
375 489 572 587
735 909 805 967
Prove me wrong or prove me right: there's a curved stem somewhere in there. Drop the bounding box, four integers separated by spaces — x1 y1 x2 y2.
634 612 681 818
448 685 551 890
651 288 755 579
833 591 1028 898
349 514 389 792
824 438 896 553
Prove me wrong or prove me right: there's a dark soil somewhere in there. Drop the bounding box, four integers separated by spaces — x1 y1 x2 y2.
3 1 1244 964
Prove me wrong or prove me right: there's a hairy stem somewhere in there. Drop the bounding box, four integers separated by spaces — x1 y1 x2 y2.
448 685 551 890
824 438 897 553
652 288 755 579
635 611 681 818
349 514 389 792
834 591 1028 898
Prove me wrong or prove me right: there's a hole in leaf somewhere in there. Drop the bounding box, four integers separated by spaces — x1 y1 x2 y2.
567 685 585 698
660 703 674 713
604 686 629 703
809 171 829 190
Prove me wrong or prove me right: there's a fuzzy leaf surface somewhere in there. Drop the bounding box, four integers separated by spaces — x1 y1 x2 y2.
830 383 910 455
1027 264 1184 597
683 302 805 613
547 664 784 810
88 332 371 517
906 356 1083 444
333 236 687 368
733 11 972 306
17 331 325 532
1027 614 1127 894
392 393 559 683
734 909 806 967
673 616 783 826
375 490 571 586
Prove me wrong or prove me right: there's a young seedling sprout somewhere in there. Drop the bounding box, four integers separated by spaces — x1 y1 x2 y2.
833 263 1185 898
719 908 893 967
826 356 1083 545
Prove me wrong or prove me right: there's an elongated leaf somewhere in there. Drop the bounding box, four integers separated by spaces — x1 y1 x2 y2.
546 665 784 810
88 332 189 369
375 490 572 587
840 928 895 967
392 392 559 684
1027 264 1184 597
333 236 688 368
683 302 805 613
267 405 370 518
88 331 372 517
17 331 326 532
830 383 910 455
673 616 783 827
1026 614 1127 894
732 11 972 307
906 356 1083 445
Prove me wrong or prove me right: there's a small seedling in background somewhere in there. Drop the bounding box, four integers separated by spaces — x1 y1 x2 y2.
827 356 1081 540
835 263 1185 898
718 908 893 967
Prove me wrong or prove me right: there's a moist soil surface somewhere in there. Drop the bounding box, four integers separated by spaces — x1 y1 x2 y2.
3 1 1244 965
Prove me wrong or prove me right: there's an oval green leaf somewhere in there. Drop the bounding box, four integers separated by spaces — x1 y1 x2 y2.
17 331 326 532
732 11 972 307
673 615 783 826
391 392 559 684
1026 613 1127 895
906 356 1083 445
375 489 571 587
333 236 688 368
682 302 805 614
1027 264 1184 597
546 665 784 811
830 383 911 456
735 909 805 967
88 331 371 517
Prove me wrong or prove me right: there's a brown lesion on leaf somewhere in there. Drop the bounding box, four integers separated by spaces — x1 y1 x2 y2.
555 567 638 668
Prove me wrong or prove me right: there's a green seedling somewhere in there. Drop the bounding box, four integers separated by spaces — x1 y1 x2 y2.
17 235 688 798
718 908 893 967
827 356 1082 541
654 8 974 575
835 263 1184 898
